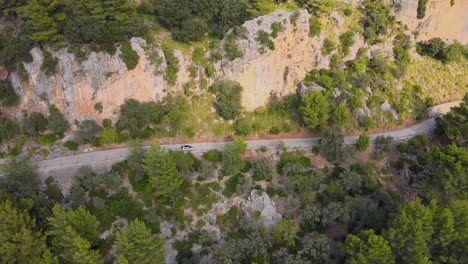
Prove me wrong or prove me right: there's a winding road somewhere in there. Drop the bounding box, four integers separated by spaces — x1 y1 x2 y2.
4 98 462 176
34 118 437 173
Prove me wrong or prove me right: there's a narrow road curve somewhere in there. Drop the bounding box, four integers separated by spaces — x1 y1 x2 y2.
33 118 436 173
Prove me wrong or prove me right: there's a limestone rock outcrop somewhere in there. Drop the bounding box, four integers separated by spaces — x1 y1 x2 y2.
241 190 282 228
5 2 466 123
9 38 190 123
389 0 467 43
217 10 329 111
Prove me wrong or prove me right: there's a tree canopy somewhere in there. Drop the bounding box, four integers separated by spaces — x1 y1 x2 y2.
115 220 165 264
142 144 183 201
299 90 330 129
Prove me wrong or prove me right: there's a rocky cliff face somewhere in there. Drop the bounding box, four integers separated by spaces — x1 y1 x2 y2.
9 38 194 123
217 10 328 110
389 0 467 43
6 2 466 123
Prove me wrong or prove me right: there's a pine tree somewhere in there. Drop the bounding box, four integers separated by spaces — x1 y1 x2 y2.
17 0 66 49
344 229 395 264
299 90 330 129
431 206 456 263
435 94 467 147
115 220 165 264
35 249 59 264
46 205 101 263
273 219 298 247
426 144 468 200
445 200 468 263
222 138 248 175
0 200 48 263
142 144 182 200
384 199 434 264
60 226 102 264
47 205 100 246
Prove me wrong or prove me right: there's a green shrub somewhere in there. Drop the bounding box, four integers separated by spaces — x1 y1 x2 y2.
63 140 79 150
417 39 467 63
102 119 112 128
94 102 103 113
225 40 243 61
22 112 48 135
278 150 311 174
212 80 243 120
374 136 394 154
41 50 58 76
257 30 275 50
224 27 247 61
45 184 64 202
234 118 253 136
120 41 139 70
362 0 393 44
282 122 291 133
0 30 34 72
162 44 179 85
0 80 19 107
0 118 17 142
410 134 429 148
330 54 341 68
266 187 286 197
289 10 300 25
34 134 58 146
322 38 335 55
202 150 222 164
270 22 282 38
100 128 121 144
205 181 222 192
356 134 370 151
205 65 216 78
48 105 69 133
343 8 352 16
251 158 274 181
197 219 206 228
217 206 239 229
137 2 155 14
309 17 321 37
339 31 355 55
417 0 427 19
393 46 410 66
269 126 281 135
223 174 245 198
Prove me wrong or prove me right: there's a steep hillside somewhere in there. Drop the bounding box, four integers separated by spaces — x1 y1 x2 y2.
1 1 466 124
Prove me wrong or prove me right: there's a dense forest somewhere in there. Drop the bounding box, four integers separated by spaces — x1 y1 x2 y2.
0 1 467 263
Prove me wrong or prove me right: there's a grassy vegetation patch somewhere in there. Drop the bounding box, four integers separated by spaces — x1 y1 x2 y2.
222 173 245 198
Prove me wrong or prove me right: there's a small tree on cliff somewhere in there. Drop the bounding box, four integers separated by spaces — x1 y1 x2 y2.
211 80 243 120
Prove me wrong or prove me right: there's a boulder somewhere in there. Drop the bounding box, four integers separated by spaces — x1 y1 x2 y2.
241 190 282 228
297 82 325 95
330 11 345 26
380 100 399 120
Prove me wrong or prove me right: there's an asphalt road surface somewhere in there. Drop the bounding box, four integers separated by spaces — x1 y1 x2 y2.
32 118 436 174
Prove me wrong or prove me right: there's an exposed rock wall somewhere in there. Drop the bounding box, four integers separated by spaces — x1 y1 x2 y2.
388 0 467 43
5 2 466 123
217 10 327 110
9 38 194 123
217 9 363 111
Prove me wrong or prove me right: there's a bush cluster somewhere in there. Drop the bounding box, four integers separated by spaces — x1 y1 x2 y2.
416 38 467 63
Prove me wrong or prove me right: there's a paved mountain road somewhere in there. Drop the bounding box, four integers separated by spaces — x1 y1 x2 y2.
32 118 436 173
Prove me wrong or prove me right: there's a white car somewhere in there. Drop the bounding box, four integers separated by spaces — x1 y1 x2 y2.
180 145 194 151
